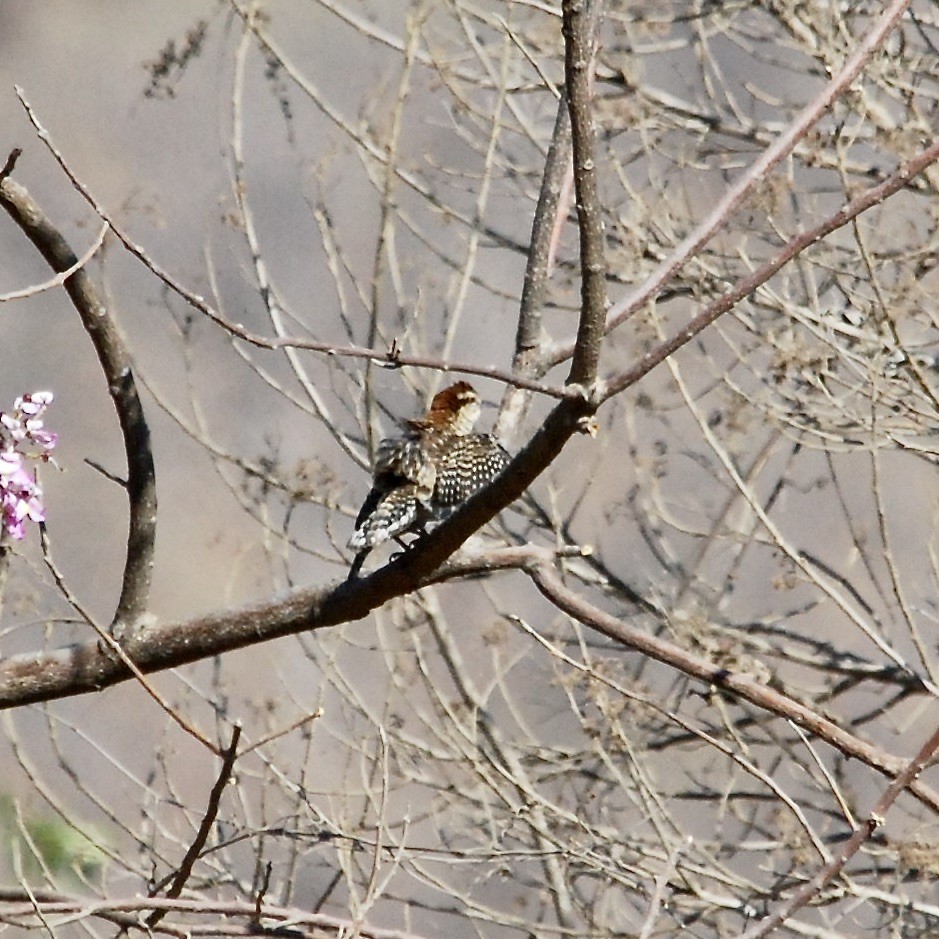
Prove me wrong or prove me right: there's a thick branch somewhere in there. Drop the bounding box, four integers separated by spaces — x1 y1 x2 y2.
3 538 938 839
0 158 157 634
562 0 607 388
0 388 595 713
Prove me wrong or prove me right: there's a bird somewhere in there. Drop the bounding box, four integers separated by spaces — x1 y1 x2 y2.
348 382 509 569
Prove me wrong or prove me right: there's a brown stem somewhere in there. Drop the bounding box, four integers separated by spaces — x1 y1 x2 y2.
516 98 570 356
736 720 939 938
14 89 568 403
562 0 607 389
0 889 429 939
1 542 937 836
147 725 242 928
497 94 572 443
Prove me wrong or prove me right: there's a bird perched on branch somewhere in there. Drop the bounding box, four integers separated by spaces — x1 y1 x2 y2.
348 381 509 572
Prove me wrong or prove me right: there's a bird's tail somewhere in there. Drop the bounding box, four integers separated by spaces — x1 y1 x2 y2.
348 484 423 549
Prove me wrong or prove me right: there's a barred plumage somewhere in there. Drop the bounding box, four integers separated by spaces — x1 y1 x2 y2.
348 383 508 561
349 484 425 548
432 434 510 514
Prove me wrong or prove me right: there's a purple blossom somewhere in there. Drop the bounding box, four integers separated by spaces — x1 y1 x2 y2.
0 391 56 541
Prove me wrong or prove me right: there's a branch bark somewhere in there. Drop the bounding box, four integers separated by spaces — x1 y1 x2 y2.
603 139 939 400
2 544 937 829
562 0 607 390
147 725 242 928
736 720 939 938
497 93 572 442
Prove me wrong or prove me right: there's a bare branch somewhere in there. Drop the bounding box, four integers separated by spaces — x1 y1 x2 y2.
147 725 242 928
562 0 607 389
0 889 431 939
546 0 917 368
0 221 108 303
737 720 939 938
0 160 157 636
497 93 571 442
604 139 939 399
527 562 939 814
13 90 566 401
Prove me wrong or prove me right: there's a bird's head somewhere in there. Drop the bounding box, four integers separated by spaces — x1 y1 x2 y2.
427 381 481 434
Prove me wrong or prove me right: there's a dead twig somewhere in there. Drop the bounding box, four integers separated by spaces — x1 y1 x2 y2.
146 724 242 928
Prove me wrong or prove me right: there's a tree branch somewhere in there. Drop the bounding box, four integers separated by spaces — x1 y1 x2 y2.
0 541 571 712
603 139 939 399
147 725 242 928
14 86 569 404
2 542 937 834
497 93 572 442
0 889 428 939
527 562 939 814
562 0 607 389
737 720 939 938
0 155 157 637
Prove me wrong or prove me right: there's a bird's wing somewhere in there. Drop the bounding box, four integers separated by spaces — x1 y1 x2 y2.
374 436 436 492
433 434 510 508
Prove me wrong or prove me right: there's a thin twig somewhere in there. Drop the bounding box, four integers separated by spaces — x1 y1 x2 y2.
736 719 939 938
603 139 939 399
0 221 108 303
230 18 367 470
12 88 569 402
637 836 690 939
0 147 21 182
238 709 323 757
146 724 242 928
38 524 221 756
526 561 939 814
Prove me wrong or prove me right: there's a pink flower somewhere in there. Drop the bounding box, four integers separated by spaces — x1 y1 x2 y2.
0 456 44 540
0 392 56 541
